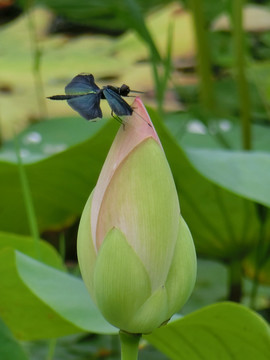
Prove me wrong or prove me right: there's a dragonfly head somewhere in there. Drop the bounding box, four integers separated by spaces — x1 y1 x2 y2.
119 84 130 97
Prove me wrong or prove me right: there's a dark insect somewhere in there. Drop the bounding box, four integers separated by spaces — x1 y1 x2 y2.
47 73 142 122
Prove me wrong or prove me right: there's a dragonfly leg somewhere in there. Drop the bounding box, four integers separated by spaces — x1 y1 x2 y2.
111 111 126 129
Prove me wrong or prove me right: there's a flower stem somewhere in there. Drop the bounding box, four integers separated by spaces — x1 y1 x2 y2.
188 0 215 113
26 0 47 119
250 204 269 308
228 260 242 302
231 0 251 150
14 133 40 260
119 331 141 360
46 338 57 360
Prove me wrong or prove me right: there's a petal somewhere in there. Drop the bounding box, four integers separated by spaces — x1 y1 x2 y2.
94 227 151 330
91 98 161 250
165 216 197 317
96 138 180 290
77 191 97 298
128 286 168 334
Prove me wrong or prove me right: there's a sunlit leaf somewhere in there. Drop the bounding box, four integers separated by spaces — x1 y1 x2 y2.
0 117 118 234
149 108 269 261
0 232 65 270
185 148 270 207
181 259 227 314
0 249 116 340
0 318 28 360
16 251 116 335
145 303 270 359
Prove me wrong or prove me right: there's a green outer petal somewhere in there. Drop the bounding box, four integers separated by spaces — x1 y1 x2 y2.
96 138 180 290
94 228 151 331
165 216 197 317
77 191 97 298
128 286 168 334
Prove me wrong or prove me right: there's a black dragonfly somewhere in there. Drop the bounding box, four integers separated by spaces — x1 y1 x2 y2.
47 73 143 122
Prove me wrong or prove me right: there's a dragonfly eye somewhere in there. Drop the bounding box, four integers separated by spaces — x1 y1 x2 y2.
120 84 130 96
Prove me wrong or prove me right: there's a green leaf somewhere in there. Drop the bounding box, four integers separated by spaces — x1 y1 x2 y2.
23 333 120 360
16 251 117 336
165 113 270 153
181 259 227 314
0 231 65 270
185 148 270 207
0 117 118 234
145 302 270 360
31 0 170 32
149 108 265 261
0 249 116 340
244 252 270 286
0 248 80 340
0 318 28 360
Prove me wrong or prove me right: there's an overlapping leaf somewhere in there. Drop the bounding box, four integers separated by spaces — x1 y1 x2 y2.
0 248 116 340
0 117 118 234
185 148 270 207
0 318 28 360
0 231 65 270
149 109 268 261
145 302 270 360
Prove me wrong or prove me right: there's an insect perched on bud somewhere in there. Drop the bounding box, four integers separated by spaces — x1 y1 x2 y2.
47 73 144 123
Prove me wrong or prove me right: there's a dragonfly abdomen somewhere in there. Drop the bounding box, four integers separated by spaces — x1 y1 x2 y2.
47 94 94 100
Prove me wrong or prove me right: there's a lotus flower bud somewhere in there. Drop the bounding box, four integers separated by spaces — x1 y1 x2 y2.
77 98 196 334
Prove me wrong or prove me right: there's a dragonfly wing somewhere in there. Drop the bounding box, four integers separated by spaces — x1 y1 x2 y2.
65 74 100 95
67 93 102 121
103 88 133 116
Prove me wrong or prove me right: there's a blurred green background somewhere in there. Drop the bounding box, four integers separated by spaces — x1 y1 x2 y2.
1 0 270 359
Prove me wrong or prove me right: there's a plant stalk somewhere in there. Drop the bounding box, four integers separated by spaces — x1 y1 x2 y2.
188 0 215 112
26 1 47 119
228 260 242 302
119 331 141 360
14 135 40 259
231 0 251 150
46 338 57 360
250 204 268 308
0 106 3 147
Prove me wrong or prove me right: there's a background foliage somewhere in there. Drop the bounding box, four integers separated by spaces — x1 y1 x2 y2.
1 0 270 359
